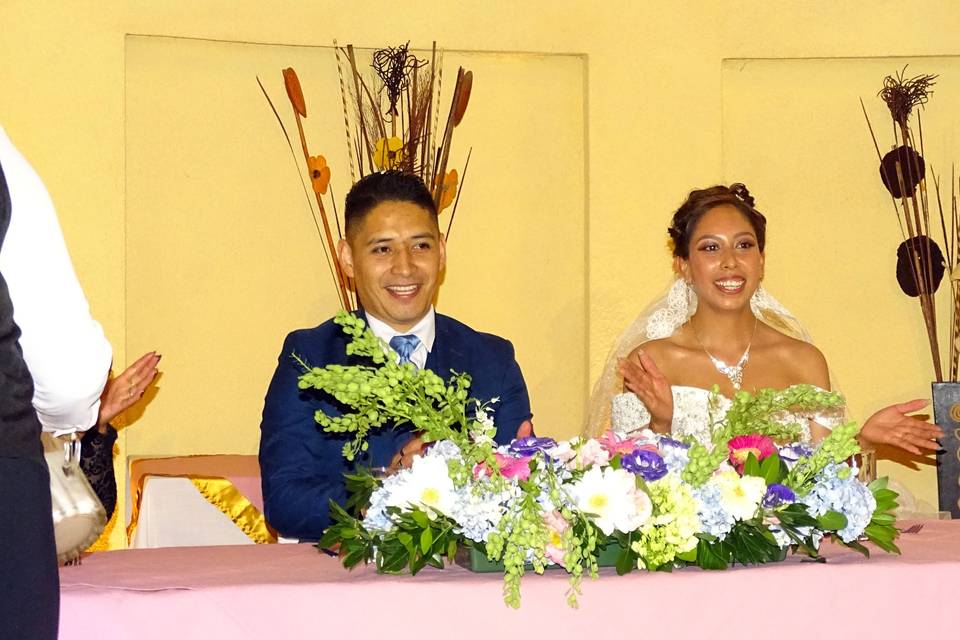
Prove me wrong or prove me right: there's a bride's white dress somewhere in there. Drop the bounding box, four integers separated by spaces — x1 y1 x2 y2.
611 386 845 446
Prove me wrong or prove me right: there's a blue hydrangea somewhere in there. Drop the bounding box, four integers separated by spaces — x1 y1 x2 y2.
801 462 876 543
693 484 735 540
430 439 463 462
658 437 690 474
448 484 509 543
363 471 410 533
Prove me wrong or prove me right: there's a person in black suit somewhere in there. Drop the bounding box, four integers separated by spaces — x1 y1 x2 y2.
259 171 532 540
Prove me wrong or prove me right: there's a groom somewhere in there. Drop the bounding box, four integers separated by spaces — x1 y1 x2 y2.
259 171 532 540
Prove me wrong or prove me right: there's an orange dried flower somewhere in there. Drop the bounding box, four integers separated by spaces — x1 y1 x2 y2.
307 155 330 195
283 68 307 117
436 169 458 212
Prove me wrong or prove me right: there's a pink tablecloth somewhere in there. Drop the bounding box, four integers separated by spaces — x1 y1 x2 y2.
60 520 958 639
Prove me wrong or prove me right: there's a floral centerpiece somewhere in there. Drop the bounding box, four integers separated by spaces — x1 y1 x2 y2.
305 313 900 608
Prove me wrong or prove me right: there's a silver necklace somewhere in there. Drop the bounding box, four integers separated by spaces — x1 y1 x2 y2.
690 317 758 390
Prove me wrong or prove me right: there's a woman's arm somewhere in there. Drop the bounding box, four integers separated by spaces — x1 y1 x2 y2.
0 126 112 432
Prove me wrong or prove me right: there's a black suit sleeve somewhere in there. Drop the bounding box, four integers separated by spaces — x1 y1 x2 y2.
489 340 533 444
259 332 351 539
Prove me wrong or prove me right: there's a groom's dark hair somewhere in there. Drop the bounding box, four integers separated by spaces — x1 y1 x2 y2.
344 171 438 237
667 183 767 258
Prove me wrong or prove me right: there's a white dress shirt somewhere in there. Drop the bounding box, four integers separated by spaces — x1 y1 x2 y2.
0 125 112 433
365 307 436 370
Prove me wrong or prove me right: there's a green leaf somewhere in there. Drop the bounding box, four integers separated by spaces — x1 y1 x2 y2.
761 453 782 485
873 488 899 503
696 538 730 570
842 539 871 558
675 547 697 562
743 452 762 477
868 476 889 492
864 523 895 544
381 549 408 573
816 510 848 531
615 548 634 576
342 547 368 568
397 532 414 552
411 510 430 529
871 513 896 525
420 528 434 554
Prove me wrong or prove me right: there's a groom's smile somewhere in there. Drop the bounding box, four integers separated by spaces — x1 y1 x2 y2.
338 200 446 332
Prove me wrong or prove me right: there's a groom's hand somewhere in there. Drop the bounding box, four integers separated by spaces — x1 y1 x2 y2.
515 420 533 439
391 435 427 471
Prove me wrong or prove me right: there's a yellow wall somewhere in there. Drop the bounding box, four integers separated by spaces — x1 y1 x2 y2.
3 1 960 548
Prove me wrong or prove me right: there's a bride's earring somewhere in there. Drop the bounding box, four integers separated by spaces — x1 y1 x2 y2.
752 282 765 302
750 282 767 313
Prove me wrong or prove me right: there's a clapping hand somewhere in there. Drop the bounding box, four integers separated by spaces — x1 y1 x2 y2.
96 351 161 432
619 349 673 433
859 399 944 455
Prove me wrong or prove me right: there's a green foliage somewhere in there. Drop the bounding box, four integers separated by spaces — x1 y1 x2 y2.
682 384 845 486
317 500 374 568
785 421 861 495
862 477 901 555
295 311 495 470
694 521 786 570
343 470 378 518
373 507 461 574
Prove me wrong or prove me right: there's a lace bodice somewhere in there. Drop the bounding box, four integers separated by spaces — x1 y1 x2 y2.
611 386 845 446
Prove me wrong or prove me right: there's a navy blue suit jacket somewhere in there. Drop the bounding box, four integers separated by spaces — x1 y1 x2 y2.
259 312 532 539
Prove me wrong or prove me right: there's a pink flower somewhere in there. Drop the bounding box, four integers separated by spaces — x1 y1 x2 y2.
496 453 533 481
543 510 570 566
727 434 776 473
576 439 611 468
597 430 640 456
472 454 532 481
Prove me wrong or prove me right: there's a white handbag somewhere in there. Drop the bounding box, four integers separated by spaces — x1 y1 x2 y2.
41 432 107 564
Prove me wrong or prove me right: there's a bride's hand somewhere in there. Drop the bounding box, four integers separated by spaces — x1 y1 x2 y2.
859 399 944 455
620 349 673 433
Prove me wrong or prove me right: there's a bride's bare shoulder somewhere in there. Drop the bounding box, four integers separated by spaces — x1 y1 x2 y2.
759 325 830 385
626 335 692 364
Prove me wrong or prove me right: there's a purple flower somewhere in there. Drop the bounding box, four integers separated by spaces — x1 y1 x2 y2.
509 436 557 457
621 449 668 481
658 437 690 451
762 483 796 508
778 443 813 464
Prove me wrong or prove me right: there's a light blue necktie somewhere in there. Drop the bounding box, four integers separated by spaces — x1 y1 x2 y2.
389 334 421 365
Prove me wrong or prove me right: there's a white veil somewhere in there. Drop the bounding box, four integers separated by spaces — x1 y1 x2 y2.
585 278 815 437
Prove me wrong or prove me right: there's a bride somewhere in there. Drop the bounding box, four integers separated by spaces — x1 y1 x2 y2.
588 183 943 454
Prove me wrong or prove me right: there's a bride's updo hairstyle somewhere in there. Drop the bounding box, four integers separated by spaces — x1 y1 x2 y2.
667 183 767 258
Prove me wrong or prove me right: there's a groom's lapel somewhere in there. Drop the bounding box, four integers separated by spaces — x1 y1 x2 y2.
425 315 463 382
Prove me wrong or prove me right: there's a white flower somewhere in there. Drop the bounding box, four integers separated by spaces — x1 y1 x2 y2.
712 469 766 521
546 439 577 463
570 466 650 536
385 455 456 517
